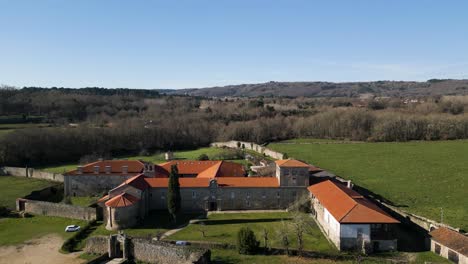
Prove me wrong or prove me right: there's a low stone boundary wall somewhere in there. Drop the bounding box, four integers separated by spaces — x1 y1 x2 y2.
84 236 210 264
211 140 284 159
131 238 210 264
16 198 97 221
0 166 64 182
85 236 109 255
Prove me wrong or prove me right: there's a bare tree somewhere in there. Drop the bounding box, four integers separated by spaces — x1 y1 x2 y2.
196 221 207 238
276 220 290 256
262 228 269 251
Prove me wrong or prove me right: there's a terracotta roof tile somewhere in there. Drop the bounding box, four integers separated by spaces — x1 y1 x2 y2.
430 227 468 256
308 180 399 224
275 159 310 168
157 160 245 178
66 160 144 175
118 174 149 191
105 192 140 208
97 194 109 203
217 177 279 187
145 178 211 188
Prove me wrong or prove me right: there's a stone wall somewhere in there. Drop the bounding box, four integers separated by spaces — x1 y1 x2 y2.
130 239 210 264
17 199 97 221
149 186 309 211
85 236 109 255
211 141 284 159
0 166 63 182
64 174 134 196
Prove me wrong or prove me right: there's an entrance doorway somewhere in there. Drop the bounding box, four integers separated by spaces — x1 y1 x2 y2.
209 202 217 211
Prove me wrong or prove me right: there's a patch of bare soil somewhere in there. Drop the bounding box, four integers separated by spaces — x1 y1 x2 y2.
0 234 84 264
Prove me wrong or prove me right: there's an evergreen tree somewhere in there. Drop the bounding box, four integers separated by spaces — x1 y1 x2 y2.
167 164 181 223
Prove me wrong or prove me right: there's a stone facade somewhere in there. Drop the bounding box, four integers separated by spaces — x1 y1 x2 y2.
1 166 64 182
431 239 468 264
64 174 133 196
210 141 284 159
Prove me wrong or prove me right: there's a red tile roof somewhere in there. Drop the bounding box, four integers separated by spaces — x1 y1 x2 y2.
217 177 279 187
66 160 144 175
118 174 149 191
430 227 468 256
105 192 140 208
275 159 310 168
145 178 211 188
97 194 109 203
158 160 245 178
308 180 399 224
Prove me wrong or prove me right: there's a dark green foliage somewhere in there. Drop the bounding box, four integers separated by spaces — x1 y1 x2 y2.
167 165 181 222
236 227 259 255
197 154 209 161
0 206 9 217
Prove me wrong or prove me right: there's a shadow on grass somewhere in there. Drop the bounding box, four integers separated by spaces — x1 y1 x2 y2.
203 218 290 225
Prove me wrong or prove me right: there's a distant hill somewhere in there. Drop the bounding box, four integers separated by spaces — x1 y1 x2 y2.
167 79 468 98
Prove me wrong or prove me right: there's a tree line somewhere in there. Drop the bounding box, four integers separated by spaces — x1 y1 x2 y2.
1 86 468 166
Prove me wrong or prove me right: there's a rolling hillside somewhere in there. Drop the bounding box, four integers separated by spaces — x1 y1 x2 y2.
169 79 468 98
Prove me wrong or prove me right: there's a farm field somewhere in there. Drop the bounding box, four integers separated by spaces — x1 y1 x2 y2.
40 147 251 173
168 212 336 253
269 140 468 230
0 215 87 246
0 176 56 209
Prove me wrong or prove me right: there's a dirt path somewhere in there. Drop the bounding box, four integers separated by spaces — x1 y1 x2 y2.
0 234 84 264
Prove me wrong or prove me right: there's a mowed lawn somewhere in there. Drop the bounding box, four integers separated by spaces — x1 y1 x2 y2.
0 215 87 246
269 140 468 230
40 147 249 173
0 176 56 209
169 212 336 253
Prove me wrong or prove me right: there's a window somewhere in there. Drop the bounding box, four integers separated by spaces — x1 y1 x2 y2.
448 250 459 263
292 177 297 185
246 200 250 207
262 191 266 199
93 166 99 174
247 192 250 199
434 243 441 255
276 191 280 198
192 191 197 199
231 192 235 199
161 192 166 200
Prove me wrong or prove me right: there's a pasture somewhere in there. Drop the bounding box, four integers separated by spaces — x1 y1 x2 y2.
269 140 468 230
0 176 56 209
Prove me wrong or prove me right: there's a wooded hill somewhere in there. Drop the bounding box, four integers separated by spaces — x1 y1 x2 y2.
169 79 468 98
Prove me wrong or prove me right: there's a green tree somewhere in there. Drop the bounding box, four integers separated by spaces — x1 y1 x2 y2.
237 227 259 255
167 164 181 223
197 153 209 160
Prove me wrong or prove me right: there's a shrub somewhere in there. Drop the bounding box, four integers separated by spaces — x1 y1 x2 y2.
197 154 209 161
237 227 259 255
0 206 9 217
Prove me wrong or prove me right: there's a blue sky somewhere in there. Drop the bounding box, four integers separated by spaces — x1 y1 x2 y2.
0 0 467 89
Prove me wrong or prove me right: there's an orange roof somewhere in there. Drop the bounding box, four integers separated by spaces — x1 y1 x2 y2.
145 177 211 188
158 160 245 178
117 174 149 190
308 180 399 224
217 177 279 187
97 194 109 203
105 192 140 208
275 159 310 168
66 160 144 175
430 227 468 256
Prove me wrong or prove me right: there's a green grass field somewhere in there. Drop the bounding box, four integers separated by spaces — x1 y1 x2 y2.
89 210 203 238
0 215 87 246
0 176 56 209
169 212 336 253
70 196 98 207
269 140 468 230
40 147 252 173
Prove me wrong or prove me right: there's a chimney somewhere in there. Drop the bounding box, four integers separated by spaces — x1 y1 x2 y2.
105 165 111 174
77 166 83 174
98 158 103 162
122 165 128 174
347 180 352 189
93 165 100 174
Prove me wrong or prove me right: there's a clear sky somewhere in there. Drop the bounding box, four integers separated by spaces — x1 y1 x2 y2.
0 0 467 89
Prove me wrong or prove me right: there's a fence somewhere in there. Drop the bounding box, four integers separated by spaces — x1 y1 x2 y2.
0 166 64 182
211 140 284 159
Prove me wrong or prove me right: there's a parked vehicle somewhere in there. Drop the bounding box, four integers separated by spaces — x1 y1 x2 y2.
65 225 81 232
175 241 190 246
